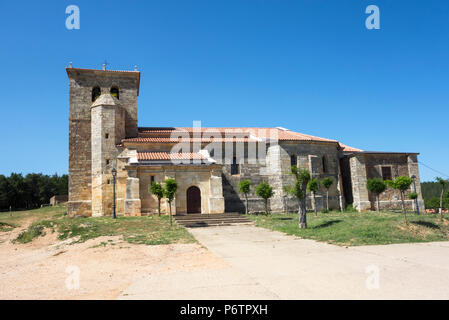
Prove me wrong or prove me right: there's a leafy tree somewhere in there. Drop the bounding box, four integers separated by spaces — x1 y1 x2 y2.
255 181 274 215
0 173 68 211
150 182 164 216
436 177 448 220
163 178 178 226
386 176 413 223
321 177 333 211
366 178 386 212
238 180 251 215
307 178 319 216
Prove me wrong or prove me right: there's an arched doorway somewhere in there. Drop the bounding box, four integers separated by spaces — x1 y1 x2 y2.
187 186 201 214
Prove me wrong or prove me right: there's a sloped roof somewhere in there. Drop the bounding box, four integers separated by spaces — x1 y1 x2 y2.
137 152 207 161
123 127 338 144
339 143 363 153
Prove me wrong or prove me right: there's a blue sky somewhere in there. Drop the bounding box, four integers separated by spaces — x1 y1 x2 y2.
0 0 448 181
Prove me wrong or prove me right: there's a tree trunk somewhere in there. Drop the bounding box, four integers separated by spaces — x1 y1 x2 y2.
440 189 444 220
169 201 172 226
299 198 307 228
326 190 329 211
376 194 380 212
401 192 408 224
312 191 317 216
264 199 268 215
245 194 249 215
158 198 161 217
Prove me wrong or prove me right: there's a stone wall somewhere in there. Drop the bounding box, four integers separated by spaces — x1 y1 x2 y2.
67 68 139 217
137 164 225 215
349 153 425 212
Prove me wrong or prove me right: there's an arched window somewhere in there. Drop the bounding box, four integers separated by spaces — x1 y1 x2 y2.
322 156 328 173
92 86 101 102
110 87 119 99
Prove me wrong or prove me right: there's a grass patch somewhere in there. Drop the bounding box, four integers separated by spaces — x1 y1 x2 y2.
247 211 449 246
0 222 15 232
5 205 195 245
14 224 46 243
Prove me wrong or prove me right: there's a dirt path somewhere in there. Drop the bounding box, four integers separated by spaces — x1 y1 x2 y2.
0 227 226 299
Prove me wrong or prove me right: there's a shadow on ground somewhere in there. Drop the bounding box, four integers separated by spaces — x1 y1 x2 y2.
312 220 342 229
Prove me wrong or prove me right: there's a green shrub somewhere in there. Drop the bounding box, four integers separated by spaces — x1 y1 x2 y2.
14 224 45 243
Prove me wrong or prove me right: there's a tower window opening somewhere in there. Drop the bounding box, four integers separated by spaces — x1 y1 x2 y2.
92 86 101 102
110 87 119 99
105 133 109 139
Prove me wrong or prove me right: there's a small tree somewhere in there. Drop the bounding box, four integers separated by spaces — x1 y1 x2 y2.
436 177 448 220
386 176 413 224
255 181 274 215
408 192 418 215
150 182 164 216
238 180 251 215
307 178 319 216
321 177 333 211
366 178 386 212
285 166 311 228
163 178 178 226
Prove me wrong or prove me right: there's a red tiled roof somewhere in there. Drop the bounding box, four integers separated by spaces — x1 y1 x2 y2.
137 152 207 161
339 143 363 152
122 127 337 144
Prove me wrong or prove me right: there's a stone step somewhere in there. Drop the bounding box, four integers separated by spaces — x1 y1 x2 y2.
174 214 242 220
177 220 254 228
174 214 253 228
176 218 251 225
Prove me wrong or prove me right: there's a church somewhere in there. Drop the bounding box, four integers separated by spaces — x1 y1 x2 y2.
67 65 425 217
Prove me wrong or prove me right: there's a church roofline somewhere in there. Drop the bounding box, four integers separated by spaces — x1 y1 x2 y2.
66 67 141 95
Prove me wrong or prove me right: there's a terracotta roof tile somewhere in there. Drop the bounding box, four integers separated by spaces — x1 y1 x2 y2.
122 127 337 144
339 143 363 152
137 152 207 161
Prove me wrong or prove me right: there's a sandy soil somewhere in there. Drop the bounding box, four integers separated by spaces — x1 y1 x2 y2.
0 224 227 300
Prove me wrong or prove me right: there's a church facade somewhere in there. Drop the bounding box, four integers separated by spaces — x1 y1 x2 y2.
67 66 425 217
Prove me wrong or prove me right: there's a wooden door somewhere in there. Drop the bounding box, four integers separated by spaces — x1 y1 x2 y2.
187 186 201 214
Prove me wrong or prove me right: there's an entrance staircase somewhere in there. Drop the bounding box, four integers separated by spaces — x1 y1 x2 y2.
174 213 253 228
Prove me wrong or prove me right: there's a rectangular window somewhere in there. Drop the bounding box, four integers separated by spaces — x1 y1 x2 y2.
290 155 297 167
381 166 392 180
105 133 109 139
231 157 239 175
150 176 155 184
106 159 110 165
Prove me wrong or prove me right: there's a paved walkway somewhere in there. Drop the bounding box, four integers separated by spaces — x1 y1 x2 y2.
119 225 449 299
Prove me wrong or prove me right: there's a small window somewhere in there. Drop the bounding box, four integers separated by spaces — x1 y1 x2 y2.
290 154 297 167
107 179 111 184
210 149 215 157
150 176 155 184
105 133 109 139
106 159 110 165
381 167 392 180
92 86 101 102
322 156 328 173
231 157 239 175
110 87 119 99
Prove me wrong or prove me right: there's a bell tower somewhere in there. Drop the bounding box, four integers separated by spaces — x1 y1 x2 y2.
66 65 140 216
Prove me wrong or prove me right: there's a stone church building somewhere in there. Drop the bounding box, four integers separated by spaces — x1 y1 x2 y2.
67 66 425 217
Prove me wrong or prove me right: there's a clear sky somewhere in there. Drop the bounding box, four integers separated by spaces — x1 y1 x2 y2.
0 1 448 181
